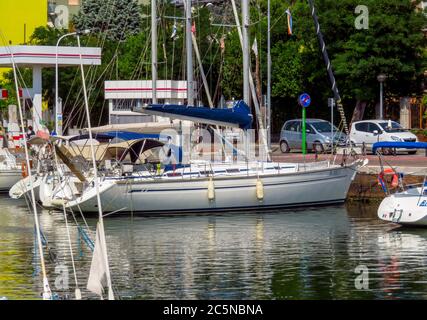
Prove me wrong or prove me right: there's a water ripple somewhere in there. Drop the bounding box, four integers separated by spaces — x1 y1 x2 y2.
1 195 427 299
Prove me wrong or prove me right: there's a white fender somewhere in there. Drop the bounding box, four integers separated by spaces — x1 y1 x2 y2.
256 178 264 201
208 177 215 201
51 199 68 206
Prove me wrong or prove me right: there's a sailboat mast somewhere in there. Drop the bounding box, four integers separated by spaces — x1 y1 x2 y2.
151 0 157 105
185 0 194 106
232 0 270 161
242 0 250 105
10 51 52 300
267 0 271 148
77 35 114 300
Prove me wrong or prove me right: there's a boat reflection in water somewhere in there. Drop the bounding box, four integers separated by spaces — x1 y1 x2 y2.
2 197 427 299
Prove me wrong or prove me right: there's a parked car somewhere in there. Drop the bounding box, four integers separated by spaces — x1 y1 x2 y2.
350 120 418 154
279 119 347 153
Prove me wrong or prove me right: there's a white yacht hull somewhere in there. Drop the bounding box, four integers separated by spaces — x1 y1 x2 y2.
378 187 427 226
0 170 24 192
63 163 360 214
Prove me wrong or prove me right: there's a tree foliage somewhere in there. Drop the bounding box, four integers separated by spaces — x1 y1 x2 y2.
332 0 427 102
1 0 426 132
248 0 427 129
73 0 141 41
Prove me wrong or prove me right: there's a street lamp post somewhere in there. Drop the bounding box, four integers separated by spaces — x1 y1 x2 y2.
377 74 387 120
55 29 90 135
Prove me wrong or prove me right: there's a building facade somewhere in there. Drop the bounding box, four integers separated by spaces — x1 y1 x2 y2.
0 1 48 79
0 0 47 45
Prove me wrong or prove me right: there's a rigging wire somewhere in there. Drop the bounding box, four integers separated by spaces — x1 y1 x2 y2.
4 37 53 300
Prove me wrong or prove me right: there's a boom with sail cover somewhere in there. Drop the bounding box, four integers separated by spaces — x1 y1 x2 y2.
134 100 253 130
373 142 427 154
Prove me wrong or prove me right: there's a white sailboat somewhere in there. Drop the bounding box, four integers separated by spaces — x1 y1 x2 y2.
58 157 365 214
42 0 367 215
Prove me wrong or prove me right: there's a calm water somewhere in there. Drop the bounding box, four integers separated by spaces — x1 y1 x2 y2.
1 195 427 300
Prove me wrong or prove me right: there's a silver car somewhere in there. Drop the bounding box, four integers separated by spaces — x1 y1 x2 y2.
279 119 347 153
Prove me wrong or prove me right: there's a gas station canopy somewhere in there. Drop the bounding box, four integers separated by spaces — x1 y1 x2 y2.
0 45 101 67
0 45 101 132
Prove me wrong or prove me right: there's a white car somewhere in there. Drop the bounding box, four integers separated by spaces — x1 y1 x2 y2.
350 120 418 154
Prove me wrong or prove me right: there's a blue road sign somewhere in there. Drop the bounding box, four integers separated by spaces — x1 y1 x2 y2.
299 93 311 108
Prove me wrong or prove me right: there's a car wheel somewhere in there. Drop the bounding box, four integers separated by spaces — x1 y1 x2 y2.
408 150 417 155
313 142 324 154
280 140 290 153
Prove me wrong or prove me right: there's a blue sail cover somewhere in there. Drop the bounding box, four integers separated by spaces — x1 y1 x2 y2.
136 100 253 130
372 141 427 154
103 131 166 141
68 131 166 142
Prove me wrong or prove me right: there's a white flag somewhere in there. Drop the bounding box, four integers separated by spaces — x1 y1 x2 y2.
252 38 258 57
171 23 178 40
87 223 108 298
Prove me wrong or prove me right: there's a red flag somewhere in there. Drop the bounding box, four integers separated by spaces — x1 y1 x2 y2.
1 89 8 100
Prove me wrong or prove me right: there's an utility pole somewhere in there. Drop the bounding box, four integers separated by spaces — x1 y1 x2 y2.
267 0 271 149
377 74 387 119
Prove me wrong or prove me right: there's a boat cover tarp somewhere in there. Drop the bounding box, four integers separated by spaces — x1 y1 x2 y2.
135 100 253 130
104 131 166 141
68 131 164 142
373 141 427 153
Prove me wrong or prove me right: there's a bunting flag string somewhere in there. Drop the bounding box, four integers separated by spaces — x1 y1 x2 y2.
286 8 293 35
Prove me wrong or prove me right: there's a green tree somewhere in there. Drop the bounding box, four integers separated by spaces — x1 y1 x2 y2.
73 0 141 41
253 0 427 129
4 0 425 133
332 0 427 113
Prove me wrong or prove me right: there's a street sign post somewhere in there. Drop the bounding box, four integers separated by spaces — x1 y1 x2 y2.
298 93 311 155
328 98 335 154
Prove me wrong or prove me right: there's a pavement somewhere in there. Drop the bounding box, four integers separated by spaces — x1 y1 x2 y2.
270 143 427 176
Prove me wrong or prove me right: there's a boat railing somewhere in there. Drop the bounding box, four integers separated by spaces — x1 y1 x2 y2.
406 183 425 189
297 160 330 172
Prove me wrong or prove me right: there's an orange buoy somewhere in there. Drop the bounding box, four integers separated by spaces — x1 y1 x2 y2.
391 173 399 188
378 168 399 189
383 168 394 175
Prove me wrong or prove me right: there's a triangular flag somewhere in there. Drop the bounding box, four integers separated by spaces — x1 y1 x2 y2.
87 222 108 298
252 38 258 56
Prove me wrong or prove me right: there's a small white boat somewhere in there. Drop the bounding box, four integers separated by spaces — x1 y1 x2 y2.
0 148 26 192
378 186 427 226
375 142 427 227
